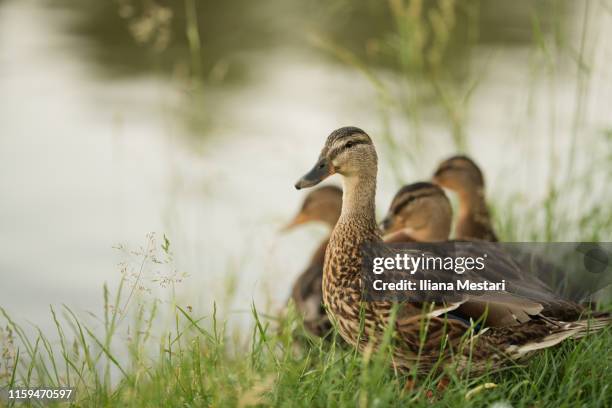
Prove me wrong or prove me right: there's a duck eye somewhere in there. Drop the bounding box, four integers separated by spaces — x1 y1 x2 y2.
346 141 354 148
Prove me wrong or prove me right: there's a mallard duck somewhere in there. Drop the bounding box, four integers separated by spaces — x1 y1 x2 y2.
294 126 610 376
380 182 560 311
284 185 343 336
432 155 498 241
381 182 452 243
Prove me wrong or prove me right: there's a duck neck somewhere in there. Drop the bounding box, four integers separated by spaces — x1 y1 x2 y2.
337 174 379 236
458 187 489 218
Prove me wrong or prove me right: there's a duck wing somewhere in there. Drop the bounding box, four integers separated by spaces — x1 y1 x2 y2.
361 240 584 328
290 239 331 336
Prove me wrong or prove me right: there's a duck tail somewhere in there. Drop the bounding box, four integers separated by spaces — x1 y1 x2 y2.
509 315 612 358
568 314 612 339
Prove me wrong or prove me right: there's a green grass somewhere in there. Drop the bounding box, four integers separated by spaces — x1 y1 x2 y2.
1 281 611 407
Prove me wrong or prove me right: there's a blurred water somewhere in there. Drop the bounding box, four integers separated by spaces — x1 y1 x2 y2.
0 0 386 332
0 0 611 334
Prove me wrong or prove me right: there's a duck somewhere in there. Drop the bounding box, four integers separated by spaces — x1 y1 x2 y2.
432 155 498 241
283 185 342 336
294 126 610 376
379 182 574 325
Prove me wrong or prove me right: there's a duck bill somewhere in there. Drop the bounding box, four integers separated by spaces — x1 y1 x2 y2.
294 158 334 190
281 212 311 232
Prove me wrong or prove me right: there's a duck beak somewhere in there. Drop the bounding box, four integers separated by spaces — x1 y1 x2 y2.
294 158 333 190
281 212 311 232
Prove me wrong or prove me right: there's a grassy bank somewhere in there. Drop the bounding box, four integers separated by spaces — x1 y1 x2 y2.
1 279 611 407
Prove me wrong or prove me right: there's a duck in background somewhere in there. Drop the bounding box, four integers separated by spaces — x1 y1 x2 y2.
432 155 498 241
432 156 601 308
283 185 342 336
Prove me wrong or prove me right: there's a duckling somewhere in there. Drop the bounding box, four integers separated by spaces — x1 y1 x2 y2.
294 126 610 376
284 185 342 337
432 155 498 241
380 182 452 243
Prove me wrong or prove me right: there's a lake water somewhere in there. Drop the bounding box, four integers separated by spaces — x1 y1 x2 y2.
1 0 611 334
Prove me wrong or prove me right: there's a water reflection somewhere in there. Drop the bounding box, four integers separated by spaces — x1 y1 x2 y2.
54 0 571 83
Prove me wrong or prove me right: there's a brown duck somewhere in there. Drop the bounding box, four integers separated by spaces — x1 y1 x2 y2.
284 185 342 336
433 155 498 241
294 126 610 376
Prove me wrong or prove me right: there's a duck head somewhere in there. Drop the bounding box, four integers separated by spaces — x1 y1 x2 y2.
381 182 452 242
295 127 377 190
283 185 343 230
432 155 485 194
